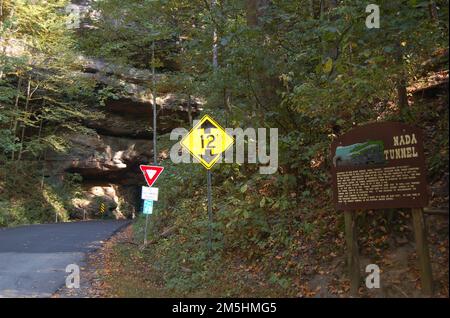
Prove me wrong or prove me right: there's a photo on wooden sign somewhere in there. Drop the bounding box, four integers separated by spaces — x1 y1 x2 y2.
333 140 386 168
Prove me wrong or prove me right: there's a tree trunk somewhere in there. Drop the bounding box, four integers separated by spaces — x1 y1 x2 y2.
187 94 193 126
396 44 409 115
37 99 45 160
429 1 438 22
397 78 409 113
0 0 4 80
246 0 259 26
245 0 281 121
211 0 218 69
245 0 270 27
17 77 32 161
327 0 339 62
309 0 314 19
10 77 23 161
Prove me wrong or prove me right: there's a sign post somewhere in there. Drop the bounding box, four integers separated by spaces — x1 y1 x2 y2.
152 40 157 165
144 214 149 245
143 199 154 245
207 170 213 251
180 115 234 251
411 208 433 295
140 165 164 245
344 210 360 296
331 122 432 296
148 39 158 245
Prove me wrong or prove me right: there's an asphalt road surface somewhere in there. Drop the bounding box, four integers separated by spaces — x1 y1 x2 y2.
0 220 129 298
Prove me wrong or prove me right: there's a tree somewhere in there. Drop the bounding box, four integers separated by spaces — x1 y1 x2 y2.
1 0 97 161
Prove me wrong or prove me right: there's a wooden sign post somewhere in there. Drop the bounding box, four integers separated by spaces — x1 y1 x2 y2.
331 122 432 297
344 210 360 296
411 208 433 295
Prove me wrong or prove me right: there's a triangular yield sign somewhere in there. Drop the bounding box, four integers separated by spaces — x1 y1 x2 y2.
140 165 164 187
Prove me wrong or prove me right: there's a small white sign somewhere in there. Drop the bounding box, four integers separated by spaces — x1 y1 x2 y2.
141 186 159 201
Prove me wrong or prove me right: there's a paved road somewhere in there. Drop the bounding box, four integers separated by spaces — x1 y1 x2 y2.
0 220 129 298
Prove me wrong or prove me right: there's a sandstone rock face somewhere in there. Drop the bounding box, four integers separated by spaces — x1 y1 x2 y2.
84 93 201 139
47 133 152 180
44 130 152 220
46 58 200 220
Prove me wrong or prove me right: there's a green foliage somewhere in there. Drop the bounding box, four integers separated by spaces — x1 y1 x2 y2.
1 0 97 226
1 0 448 296
117 0 449 295
0 160 83 226
97 86 121 107
1 0 97 161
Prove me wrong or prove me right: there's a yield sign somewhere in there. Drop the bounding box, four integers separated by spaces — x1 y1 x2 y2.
140 165 164 187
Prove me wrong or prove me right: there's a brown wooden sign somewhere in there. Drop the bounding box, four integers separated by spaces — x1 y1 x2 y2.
331 122 428 210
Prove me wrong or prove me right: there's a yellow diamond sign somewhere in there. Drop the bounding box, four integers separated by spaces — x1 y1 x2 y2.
180 115 234 169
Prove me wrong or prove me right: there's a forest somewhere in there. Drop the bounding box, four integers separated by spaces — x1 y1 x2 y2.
0 0 448 298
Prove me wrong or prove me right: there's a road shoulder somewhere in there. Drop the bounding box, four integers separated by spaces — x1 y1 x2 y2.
52 224 133 298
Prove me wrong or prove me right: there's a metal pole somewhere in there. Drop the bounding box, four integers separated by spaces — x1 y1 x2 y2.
144 213 149 245
207 170 213 251
144 40 157 246
152 40 157 165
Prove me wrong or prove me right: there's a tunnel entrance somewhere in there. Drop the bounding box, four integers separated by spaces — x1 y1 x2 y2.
70 181 141 221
